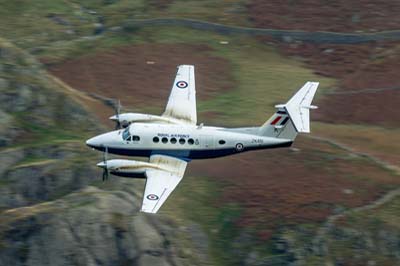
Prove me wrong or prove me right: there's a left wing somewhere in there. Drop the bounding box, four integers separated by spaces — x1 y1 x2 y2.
141 155 187 213
162 65 197 125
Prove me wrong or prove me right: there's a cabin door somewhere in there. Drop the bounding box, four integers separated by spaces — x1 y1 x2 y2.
200 135 214 149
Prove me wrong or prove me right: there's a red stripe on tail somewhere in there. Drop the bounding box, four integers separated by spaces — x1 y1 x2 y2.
270 116 282 125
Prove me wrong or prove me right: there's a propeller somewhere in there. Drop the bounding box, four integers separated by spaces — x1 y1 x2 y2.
102 146 109 182
114 99 121 130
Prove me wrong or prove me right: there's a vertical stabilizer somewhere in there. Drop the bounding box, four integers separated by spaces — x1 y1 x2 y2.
280 82 319 133
259 82 319 140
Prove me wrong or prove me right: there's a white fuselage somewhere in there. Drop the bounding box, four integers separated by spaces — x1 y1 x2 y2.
86 123 293 160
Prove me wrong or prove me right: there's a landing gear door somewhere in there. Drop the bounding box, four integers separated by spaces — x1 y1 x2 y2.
200 135 214 149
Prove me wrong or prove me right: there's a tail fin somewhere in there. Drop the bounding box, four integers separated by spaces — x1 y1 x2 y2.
259 82 319 140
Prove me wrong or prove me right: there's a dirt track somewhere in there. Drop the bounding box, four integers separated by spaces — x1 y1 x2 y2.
44 33 400 239
189 137 400 231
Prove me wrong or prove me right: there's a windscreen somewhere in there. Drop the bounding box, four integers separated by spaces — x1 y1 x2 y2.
122 128 130 140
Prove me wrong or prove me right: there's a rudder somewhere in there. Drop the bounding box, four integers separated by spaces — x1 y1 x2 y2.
259 82 319 140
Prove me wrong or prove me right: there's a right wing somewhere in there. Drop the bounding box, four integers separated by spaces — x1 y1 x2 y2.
141 155 187 213
162 65 197 125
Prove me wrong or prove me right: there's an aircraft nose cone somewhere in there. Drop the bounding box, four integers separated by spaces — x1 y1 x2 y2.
86 136 101 148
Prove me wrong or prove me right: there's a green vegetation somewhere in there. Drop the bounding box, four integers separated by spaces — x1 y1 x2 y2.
145 0 250 26
163 175 248 266
303 196 400 266
0 0 249 50
1 1 399 265
0 0 93 48
26 20 398 266
130 26 334 124
313 122 400 166
37 25 336 126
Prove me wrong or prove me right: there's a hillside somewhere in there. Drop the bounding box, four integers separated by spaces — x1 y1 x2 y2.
0 38 206 266
1 1 400 266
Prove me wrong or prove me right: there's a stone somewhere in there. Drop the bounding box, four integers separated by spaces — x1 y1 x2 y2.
0 78 9 90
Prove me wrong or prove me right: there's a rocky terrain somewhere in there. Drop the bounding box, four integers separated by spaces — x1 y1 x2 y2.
1 1 400 266
0 38 206 266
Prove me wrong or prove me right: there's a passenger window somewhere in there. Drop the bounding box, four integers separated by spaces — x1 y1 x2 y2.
179 138 185 144
153 137 159 143
132 136 140 141
219 140 226 145
170 137 177 144
188 138 194 145
162 137 168 144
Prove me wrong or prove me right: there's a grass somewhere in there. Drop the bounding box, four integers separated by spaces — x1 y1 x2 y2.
0 0 249 50
33 24 400 265
313 122 400 165
162 175 235 266
0 0 144 49
2 4 398 263
145 0 251 26
163 174 301 266
12 114 83 148
304 195 400 266
373 196 400 228
0 0 93 48
139 26 335 125
38 25 336 127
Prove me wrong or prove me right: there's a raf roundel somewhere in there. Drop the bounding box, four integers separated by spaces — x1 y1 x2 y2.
176 81 188 89
146 194 159 201
235 143 244 151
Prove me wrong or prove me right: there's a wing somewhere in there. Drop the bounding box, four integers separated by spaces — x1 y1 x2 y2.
141 155 187 213
162 65 197 125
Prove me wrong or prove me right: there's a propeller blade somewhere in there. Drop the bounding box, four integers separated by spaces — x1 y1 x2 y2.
114 99 121 129
103 146 108 162
117 99 121 116
102 146 109 182
102 169 108 181
115 121 121 130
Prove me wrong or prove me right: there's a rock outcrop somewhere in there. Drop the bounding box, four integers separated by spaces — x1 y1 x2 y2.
0 38 204 266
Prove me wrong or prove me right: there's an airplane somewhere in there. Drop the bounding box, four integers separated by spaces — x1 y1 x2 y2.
86 65 319 213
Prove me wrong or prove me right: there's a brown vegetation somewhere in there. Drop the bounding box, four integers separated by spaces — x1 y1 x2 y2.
189 137 400 230
46 44 234 113
248 0 400 32
249 0 400 127
281 42 400 127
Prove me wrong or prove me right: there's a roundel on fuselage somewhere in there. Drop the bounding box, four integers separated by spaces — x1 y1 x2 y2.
235 143 244 151
176 81 188 89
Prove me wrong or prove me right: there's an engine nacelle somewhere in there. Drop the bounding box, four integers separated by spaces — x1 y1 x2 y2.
97 159 157 178
109 113 184 127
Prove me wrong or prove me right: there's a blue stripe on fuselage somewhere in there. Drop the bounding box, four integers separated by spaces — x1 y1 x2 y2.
90 141 292 160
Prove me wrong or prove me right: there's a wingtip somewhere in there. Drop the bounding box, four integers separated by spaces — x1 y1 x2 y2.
177 64 195 69
307 81 320 87
140 208 157 214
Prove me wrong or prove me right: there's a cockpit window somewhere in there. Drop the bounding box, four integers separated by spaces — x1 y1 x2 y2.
122 128 130 140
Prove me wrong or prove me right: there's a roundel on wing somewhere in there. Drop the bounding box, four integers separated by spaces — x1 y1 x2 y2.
176 81 188 89
146 194 159 200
